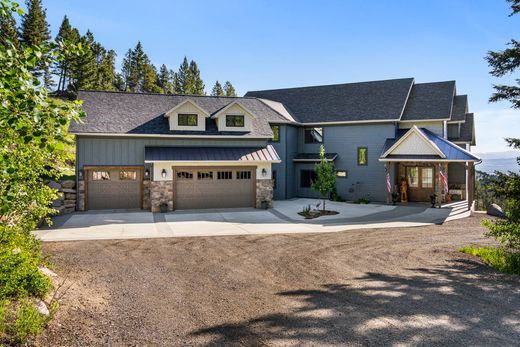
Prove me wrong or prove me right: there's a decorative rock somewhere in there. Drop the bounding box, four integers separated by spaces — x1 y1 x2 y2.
61 188 76 193
64 199 76 205
64 203 76 209
34 299 50 317
487 204 506 218
64 193 77 200
61 180 76 189
48 181 62 190
38 266 57 277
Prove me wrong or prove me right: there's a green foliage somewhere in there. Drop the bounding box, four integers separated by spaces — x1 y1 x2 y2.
355 197 371 204
211 80 224 96
189 60 205 95
0 3 20 49
121 41 159 93
311 145 336 211
158 64 173 94
0 299 48 344
223 81 236 97
460 246 520 276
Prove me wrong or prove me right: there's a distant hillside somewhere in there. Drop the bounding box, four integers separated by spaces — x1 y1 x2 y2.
475 151 518 173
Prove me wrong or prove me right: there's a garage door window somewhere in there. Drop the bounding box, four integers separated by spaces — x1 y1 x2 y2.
236 171 251 180
177 171 193 180
217 171 232 180
197 171 213 180
119 170 137 180
92 171 110 180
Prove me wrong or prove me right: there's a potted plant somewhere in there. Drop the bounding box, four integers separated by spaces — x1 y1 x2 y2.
429 194 437 208
159 201 168 213
391 192 399 205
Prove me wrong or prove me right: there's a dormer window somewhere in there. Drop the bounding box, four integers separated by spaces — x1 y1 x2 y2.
178 114 198 126
226 115 245 127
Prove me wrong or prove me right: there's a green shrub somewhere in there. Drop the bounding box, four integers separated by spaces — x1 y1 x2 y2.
0 299 48 345
0 230 51 300
460 246 520 276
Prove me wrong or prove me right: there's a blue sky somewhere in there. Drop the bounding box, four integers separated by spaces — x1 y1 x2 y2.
36 0 520 153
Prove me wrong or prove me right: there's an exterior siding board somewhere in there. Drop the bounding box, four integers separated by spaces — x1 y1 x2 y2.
77 136 268 169
297 123 396 202
270 125 287 200
286 125 299 199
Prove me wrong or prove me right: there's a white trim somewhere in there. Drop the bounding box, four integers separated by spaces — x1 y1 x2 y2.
302 119 398 126
164 99 210 118
379 158 481 163
399 118 450 123
145 159 281 164
293 159 336 162
447 120 465 124
73 132 271 139
213 101 257 119
398 78 415 119
381 126 446 158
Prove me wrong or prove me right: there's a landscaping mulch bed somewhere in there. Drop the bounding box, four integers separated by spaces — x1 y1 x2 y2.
298 209 339 219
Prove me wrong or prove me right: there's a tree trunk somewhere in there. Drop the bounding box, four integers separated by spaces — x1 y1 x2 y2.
323 198 326 212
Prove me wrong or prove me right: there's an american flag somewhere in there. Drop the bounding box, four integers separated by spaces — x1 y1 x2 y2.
439 164 448 193
385 166 392 193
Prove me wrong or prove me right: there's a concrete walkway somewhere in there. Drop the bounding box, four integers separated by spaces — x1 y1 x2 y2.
35 199 470 241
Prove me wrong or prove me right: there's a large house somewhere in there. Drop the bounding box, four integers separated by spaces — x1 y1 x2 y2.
70 78 480 212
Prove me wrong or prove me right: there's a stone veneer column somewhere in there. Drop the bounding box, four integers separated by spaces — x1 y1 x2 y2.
142 180 151 210
256 179 274 208
77 180 86 211
150 180 174 212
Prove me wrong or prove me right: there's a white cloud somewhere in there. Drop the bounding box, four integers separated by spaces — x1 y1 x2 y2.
473 108 520 153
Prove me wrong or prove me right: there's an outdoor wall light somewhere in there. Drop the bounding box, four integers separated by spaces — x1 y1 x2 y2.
78 169 84 180
161 168 167 178
261 168 267 177
144 169 150 179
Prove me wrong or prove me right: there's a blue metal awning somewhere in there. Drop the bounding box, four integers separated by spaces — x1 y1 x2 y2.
144 145 281 162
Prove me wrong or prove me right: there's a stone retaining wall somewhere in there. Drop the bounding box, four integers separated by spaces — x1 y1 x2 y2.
49 180 77 214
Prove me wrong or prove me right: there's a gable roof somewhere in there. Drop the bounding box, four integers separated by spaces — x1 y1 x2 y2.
245 78 415 123
450 95 468 122
451 113 475 145
380 127 480 162
164 99 210 117
400 81 456 121
70 91 289 137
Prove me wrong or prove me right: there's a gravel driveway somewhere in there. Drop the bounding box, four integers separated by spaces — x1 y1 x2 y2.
36 215 520 346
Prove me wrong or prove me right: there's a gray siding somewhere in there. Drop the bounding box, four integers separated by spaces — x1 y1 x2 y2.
448 163 466 184
76 136 268 169
297 123 396 202
270 125 299 200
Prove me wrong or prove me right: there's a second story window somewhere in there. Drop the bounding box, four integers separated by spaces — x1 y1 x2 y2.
270 125 280 142
178 114 198 126
226 115 245 127
357 147 368 165
304 127 323 143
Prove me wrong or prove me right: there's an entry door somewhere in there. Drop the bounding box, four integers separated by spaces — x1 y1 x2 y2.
174 168 255 210
406 166 434 202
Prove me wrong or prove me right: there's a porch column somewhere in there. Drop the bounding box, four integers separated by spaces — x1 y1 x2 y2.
435 164 442 207
466 162 475 211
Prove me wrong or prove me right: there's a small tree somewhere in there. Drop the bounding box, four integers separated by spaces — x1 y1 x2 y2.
311 145 336 211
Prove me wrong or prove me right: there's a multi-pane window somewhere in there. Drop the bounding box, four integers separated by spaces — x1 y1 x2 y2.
92 171 110 180
421 167 433 188
357 147 368 166
336 170 348 178
226 115 245 127
197 171 213 180
236 171 251 179
304 128 323 143
177 171 194 180
217 171 233 180
300 170 317 188
119 170 137 180
406 167 419 187
178 114 198 126
270 125 280 142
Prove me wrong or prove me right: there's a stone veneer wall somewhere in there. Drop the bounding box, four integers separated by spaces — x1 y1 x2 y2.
256 179 274 208
49 180 78 214
143 180 151 210
150 180 174 212
77 180 85 211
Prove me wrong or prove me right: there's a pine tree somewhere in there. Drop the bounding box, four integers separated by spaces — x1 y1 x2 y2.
171 69 181 94
53 16 74 93
19 0 51 86
70 30 97 91
97 49 116 90
113 72 125 91
0 5 20 49
158 64 173 94
487 0 520 108
142 62 161 93
177 56 192 94
121 48 134 91
211 80 224 96
223 81 236 97
190 60 205 95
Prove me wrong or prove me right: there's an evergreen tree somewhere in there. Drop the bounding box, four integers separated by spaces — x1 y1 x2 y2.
158 64 173 94
97 49 116 90
177 56 192 94
70 30 98 91
53 15 75 93
171 69 181 94
113 72 125 91
121 48 134 91
121 41 156 92
0 5 20 49
142 62 161 93
487 0 520 108
19 0 51 86
223 81 236 97
211 80 224 96
190 60 205 95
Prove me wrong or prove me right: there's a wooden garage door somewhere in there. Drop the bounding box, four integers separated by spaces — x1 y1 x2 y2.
174 167 255 210
87 168 142 210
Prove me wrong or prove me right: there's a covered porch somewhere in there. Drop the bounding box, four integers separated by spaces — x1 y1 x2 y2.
379 126 481 210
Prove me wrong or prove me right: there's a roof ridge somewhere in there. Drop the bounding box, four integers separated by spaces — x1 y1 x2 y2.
246 77 415 94
77 89 258 100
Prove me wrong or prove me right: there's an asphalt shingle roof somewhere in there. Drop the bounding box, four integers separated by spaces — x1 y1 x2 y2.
70 91 289 137
450 95 468 122
245 78 415 123
401 81 456 121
